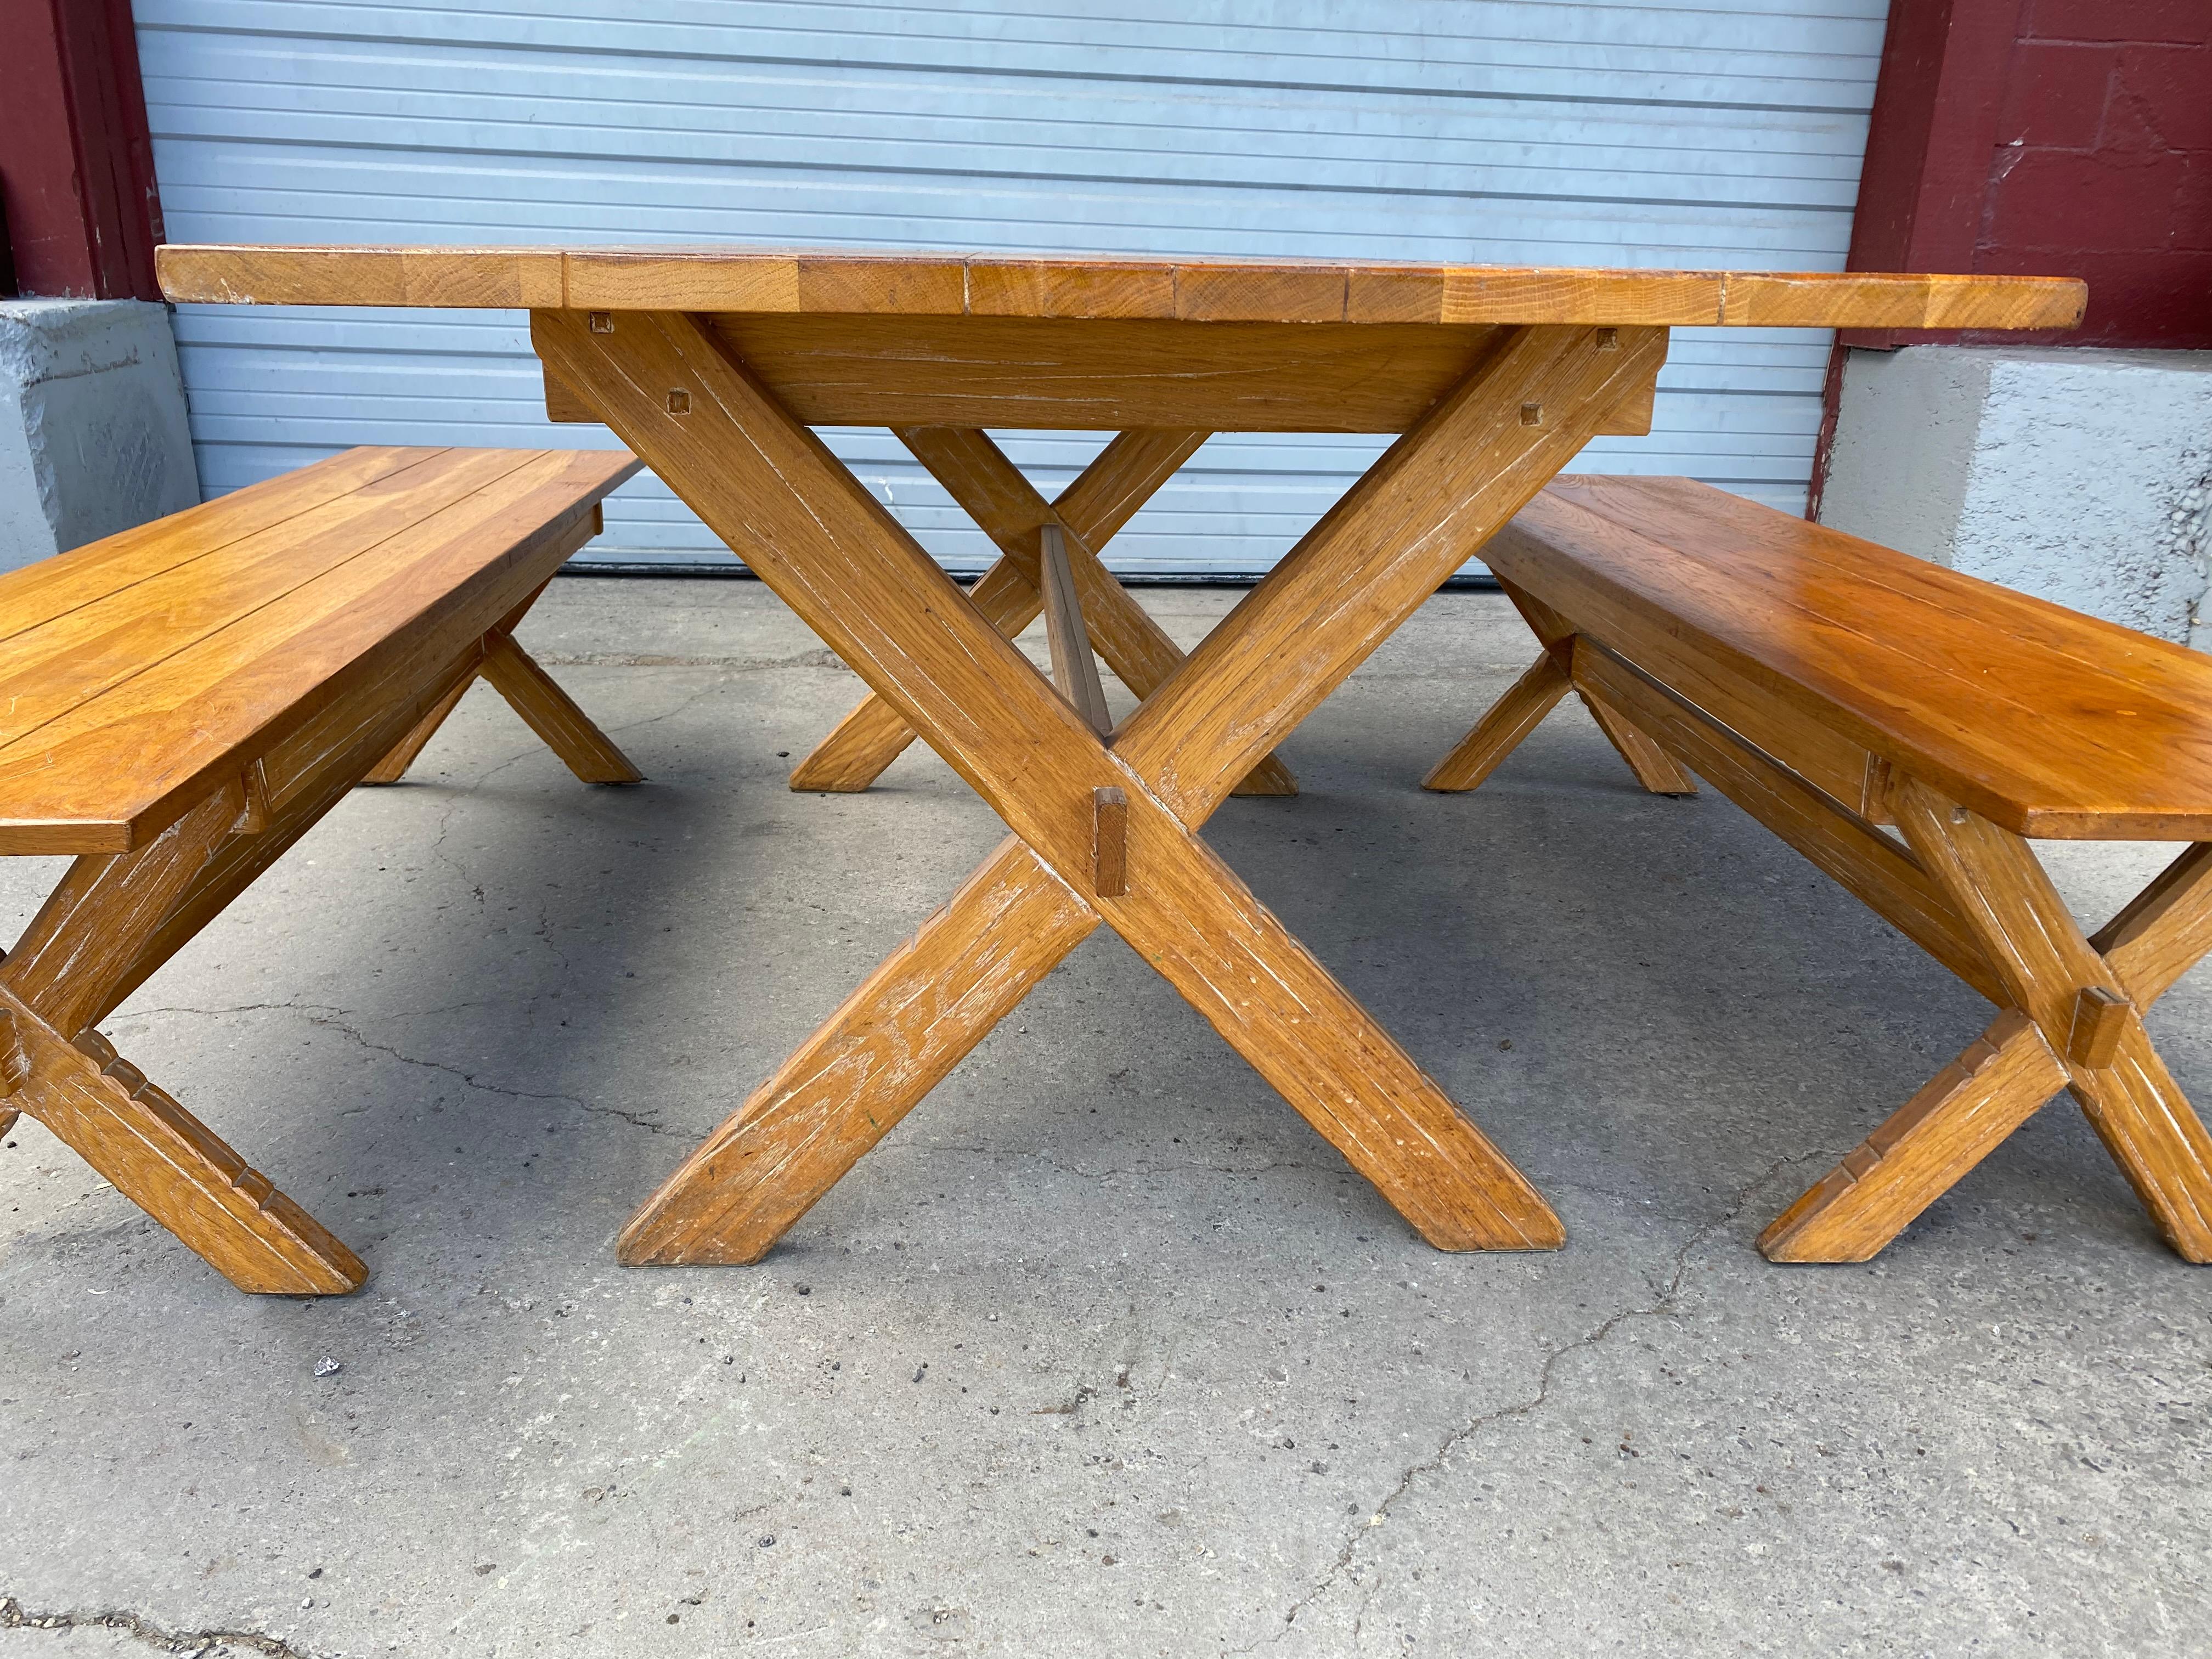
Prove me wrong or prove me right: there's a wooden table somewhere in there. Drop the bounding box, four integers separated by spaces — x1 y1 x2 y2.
157 245 2084 1263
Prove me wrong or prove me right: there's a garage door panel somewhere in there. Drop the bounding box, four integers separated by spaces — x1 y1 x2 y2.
141 0 1883 569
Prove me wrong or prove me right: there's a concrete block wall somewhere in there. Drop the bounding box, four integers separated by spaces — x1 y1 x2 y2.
0 298 200 572
1819 345 2212 645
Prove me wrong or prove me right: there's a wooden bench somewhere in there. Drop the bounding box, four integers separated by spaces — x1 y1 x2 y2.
1427 475 2212 1264
0 445 642 1294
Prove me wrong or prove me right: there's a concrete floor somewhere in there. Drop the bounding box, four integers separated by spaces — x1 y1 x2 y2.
2 582 2207 1658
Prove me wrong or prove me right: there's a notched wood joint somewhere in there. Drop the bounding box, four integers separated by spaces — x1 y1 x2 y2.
234 758 273 836
1093 786 1128 899
2067 986 2132 1070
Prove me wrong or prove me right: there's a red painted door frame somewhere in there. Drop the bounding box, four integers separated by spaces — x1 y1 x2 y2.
0 0 165 300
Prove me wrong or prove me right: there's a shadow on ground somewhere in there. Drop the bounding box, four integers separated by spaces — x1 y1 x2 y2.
1 583 2204 1658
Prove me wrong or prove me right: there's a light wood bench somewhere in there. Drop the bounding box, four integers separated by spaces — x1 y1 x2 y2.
1427 475 2212 1263
0 445 642 1294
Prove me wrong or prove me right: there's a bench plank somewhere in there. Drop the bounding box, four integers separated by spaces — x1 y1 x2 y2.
0 447 640 853
1431 475 2212 1262
0 445 445 634
1489 477 2212 839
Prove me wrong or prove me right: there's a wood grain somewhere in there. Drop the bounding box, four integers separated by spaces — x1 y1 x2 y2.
1421 652 1571 793
0 444 637 1295
1489 576 1696 796
1 990 366 1294
1113 325 1672 823
790 427 1295 797
0 448 640 853
360 672 473 785
1571 646 2006 1006
159 244 2086 332
478 631 645 785
536 308 1585 1259
1504 476 2212 839
1759 1011 2067 1263
1895 778 2212 1261
617 838 1099 1265
1093 787 1129 899
2092 843 2212 1006
1037 526 1113 736
706 315 1515 433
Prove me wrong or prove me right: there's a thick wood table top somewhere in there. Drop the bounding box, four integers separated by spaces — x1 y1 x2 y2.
1493 476 2212 841
156 244 2084 331
0 446 639 855
157 245 2084 436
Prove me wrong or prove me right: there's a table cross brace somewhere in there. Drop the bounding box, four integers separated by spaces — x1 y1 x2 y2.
791 426 1297 796
530 307 1669 1264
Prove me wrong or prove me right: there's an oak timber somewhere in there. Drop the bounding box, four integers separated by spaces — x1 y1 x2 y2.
531 310 1670 1263
157 245 2086 333
1 447 642 1295
1428 475 2212 1263
0 448 642 853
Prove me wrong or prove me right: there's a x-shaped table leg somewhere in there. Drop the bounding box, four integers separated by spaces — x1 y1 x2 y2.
789 426 1296 797
1762 780 2212 1262
531 308 1668 1263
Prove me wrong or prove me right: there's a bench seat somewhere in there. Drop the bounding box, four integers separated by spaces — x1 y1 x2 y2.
0 446 641 1294
1430 475 2212 1264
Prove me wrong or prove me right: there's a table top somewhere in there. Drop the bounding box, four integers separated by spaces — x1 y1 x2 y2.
156 244 2085 331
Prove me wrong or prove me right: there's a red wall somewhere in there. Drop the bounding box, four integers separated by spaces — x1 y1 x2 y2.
1847 0 2210 349
0 0 165 300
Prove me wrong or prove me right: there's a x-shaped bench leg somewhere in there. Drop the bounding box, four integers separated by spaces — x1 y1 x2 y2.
0 627 555 1292
1762 778 2212 1262
531 308 1669 1263
1425 578 1694 795
362 582 642 787
790 427 1296 797
0 781 368 1294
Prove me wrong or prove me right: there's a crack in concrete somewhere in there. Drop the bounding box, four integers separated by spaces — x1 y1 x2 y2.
103 1001 679 1139
0 1594 316 1657
910 1142 1342 1183
1240 1149 1824 1653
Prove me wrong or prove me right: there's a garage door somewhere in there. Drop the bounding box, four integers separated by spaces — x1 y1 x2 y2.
139 0 1886 575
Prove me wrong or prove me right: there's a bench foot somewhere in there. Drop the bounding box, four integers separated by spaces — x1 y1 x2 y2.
478 633 643 785
362 577 641 787
1760 1011 2066 1261
1763 783 2212 1263
1 997 364 1294
361 675 472 784
0 734 380 1292
1428 579 1694 797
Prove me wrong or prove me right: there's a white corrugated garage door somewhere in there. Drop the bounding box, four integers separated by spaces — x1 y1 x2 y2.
137 0 1885 575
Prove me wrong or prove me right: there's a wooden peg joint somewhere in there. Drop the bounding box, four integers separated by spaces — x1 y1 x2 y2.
1093 786 1128 898
2068 986 2132 1070
1520 402 1543 426
588 312 614 334
667 388 691 415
